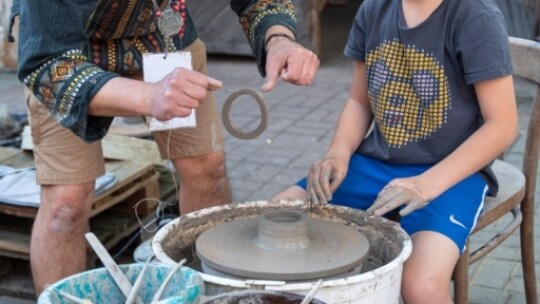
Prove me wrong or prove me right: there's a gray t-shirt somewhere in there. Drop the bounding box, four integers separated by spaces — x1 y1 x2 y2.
344 0 513 195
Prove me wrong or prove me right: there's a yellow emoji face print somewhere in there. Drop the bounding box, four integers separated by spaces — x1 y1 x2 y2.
365 40 450 148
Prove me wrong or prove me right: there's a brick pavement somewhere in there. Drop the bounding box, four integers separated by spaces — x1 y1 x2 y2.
0 2 539 303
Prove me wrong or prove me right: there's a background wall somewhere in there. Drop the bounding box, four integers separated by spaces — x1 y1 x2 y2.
495 0 539 40
186 0 313 56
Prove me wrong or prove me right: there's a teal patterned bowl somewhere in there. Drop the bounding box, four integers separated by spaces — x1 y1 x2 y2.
38 263 204 304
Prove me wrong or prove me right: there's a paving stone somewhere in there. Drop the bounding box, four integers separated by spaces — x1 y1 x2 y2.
228 162 261 179
512 262 540 280
506 273 537 294
505 291 539 304
263 132 306 148
289 120 332 138
289 150 327 169
265 117 297 133
230 179 264 193
271 104 313 119
468 285 510 304
473 258 517 289
272 168 311 185
224 144 262 161
478 244 520 261
248 182 291 200
243 164 284 184
303 108 335 122
231 189 254 203
244 148 301 166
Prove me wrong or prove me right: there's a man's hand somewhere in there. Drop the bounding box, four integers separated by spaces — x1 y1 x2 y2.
307 156 348 205
149 67 222 121
262 35 319 92
367 179 429 217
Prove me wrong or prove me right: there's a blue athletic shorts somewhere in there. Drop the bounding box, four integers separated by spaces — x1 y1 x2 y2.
297 153 488 252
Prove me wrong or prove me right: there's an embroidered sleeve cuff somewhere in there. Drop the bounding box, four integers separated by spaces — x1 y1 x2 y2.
238 1 297 77
24 50 118 142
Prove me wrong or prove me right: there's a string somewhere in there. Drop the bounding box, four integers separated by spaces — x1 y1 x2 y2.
164 128 180 208
132 129 179 233
113 0 189 252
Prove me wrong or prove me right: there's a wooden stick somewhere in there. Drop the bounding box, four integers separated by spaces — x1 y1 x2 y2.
300 279 324 304
151 258 186 303
84 233 144 304
46 285 93 304
125 256 153 304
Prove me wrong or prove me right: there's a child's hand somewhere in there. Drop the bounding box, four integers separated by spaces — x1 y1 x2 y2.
367 180 429 217
306 157 348 205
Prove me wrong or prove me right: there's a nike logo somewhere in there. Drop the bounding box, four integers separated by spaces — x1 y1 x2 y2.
450 214 468 229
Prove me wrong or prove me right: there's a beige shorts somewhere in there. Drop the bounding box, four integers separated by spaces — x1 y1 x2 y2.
27 39 224 185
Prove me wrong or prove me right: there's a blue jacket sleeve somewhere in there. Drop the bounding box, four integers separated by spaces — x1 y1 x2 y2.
16 0 117 143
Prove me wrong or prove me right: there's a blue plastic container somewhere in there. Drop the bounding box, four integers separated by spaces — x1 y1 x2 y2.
38 263 204 304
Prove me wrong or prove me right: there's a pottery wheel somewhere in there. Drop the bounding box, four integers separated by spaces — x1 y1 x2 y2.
195 210 369 280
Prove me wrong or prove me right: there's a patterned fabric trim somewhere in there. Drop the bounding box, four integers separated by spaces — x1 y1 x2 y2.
24 49 117 141
238 0 297 76
89 32 169 75
239 0 296 46
24 50 97 120
87 0 198 75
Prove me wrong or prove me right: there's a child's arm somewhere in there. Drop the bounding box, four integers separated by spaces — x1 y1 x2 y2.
368 75 518 216
422 75 518 196
307 61 373 204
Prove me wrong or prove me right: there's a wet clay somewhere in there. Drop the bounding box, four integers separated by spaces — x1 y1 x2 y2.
160 200 405 277
196 210 369 280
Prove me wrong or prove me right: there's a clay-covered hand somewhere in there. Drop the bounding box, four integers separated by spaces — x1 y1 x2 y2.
261 38 319 92
307 157 348 205
367 179 429 217
150 67 223 121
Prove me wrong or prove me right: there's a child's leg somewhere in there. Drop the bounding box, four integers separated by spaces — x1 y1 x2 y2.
273 154 485 304
402 232 460 304
400 174 487 304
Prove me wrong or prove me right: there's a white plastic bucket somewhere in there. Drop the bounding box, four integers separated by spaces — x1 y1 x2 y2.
152 200 412 304
38 263 204 304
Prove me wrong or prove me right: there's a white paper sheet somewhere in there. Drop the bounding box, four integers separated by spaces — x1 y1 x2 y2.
142 52 196 132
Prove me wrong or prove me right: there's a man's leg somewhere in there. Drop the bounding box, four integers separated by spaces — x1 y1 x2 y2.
172 151 231 214
30 183 95 295
25 88 105 296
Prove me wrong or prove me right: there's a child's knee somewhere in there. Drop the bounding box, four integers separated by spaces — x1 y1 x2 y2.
401 270 451 304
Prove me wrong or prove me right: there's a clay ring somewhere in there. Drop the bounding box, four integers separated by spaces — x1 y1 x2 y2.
222 88 268 140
